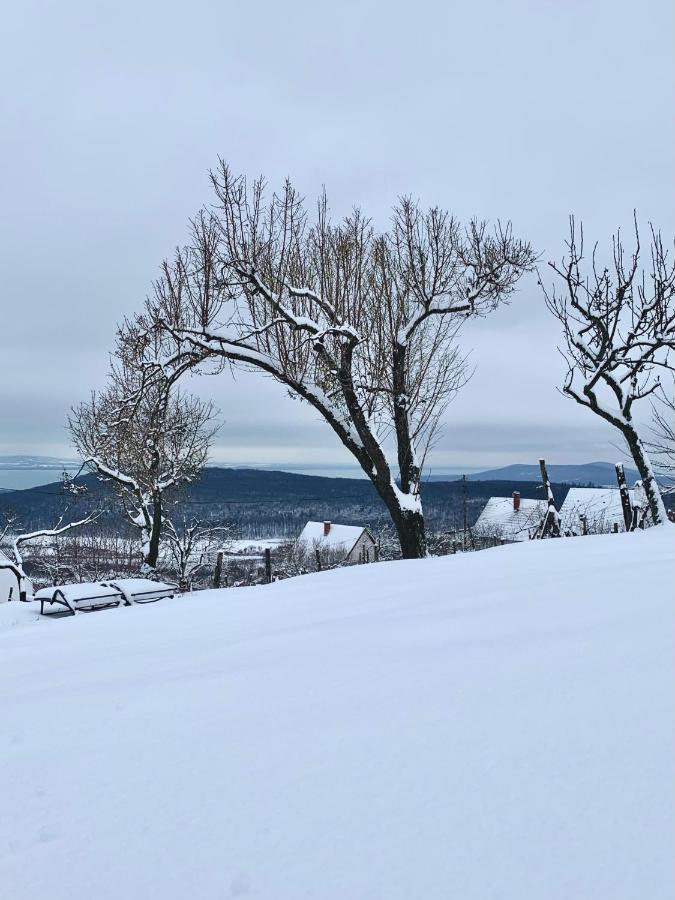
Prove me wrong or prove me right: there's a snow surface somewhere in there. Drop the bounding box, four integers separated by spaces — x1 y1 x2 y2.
1 529 673 900
224 538 285 554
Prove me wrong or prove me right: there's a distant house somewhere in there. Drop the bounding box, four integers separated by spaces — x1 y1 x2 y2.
558 486 646 534
474 492 547 543
298 521 377 564
0 549 32 602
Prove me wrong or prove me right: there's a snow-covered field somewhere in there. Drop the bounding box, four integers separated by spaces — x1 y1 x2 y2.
226 537 285 552
1 529 673 899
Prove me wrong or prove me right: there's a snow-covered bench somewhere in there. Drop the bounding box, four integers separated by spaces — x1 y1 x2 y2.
100 579 176 605
35 582 129 617
35 579 176 617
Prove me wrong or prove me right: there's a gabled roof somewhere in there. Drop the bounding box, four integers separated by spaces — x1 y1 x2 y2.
559 487 639 533
474 497 547 542
298 521 370 555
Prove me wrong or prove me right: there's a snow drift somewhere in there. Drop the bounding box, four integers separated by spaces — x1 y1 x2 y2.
1 529 673 899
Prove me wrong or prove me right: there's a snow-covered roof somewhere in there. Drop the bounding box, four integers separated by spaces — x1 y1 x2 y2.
559 487 639 534
474 497 546 542
298 521 370 554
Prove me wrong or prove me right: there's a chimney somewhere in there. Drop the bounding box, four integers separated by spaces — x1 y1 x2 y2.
323 521 331 537
512 491 521 512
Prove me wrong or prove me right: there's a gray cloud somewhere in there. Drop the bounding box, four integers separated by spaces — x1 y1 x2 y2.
1 0 672 467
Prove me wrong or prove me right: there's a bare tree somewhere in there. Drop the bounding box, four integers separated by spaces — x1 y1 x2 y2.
142 164 534 557
164 517 234 590
272 538 347 579
28 531 141 589
69 355 218 572
648 378 675 486
0 511 98 599
542 217 675 526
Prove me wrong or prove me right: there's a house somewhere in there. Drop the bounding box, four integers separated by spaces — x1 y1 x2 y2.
473 492 547 543
298 521 377 564
0 549 32 602
558 486 646 534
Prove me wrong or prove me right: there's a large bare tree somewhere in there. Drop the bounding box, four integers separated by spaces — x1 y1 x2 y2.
542 217 675 525
69 353 217 571
142 164 534 557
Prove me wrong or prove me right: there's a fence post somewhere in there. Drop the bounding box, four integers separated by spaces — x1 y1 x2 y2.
213 551 224 589
579 514 588 536
538 458 560 537
265 547 272 584
315 547 322 571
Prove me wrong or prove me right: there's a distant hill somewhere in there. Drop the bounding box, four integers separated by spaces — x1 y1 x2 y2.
0 466 574 536
463 462 642 487
0 456 644 487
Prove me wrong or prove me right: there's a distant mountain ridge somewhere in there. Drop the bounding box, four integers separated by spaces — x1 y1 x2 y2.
1 455 643 487
463 462 642 487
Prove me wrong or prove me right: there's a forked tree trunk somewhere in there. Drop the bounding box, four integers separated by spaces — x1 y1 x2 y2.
377 481 427 559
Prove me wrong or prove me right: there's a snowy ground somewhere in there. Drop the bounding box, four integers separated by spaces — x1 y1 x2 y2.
226 537 286 553
1 529 673 899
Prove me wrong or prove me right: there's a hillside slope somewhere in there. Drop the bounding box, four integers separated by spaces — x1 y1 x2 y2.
1 529 673 899
0 466 575 535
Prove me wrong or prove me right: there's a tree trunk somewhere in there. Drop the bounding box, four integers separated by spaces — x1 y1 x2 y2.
394 509 427 559
146 494 163 570
213 551 224 588
622 425 668 526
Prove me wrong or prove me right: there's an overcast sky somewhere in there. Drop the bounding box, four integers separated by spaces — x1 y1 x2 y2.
1 0 673 472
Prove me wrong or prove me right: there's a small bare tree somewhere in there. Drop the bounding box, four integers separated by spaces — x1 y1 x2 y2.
648 379 675 486
28 531 141 589
0 511 98 599
142 164 534 557
164 517 234 590
542 217 675 526
69 354 218 572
